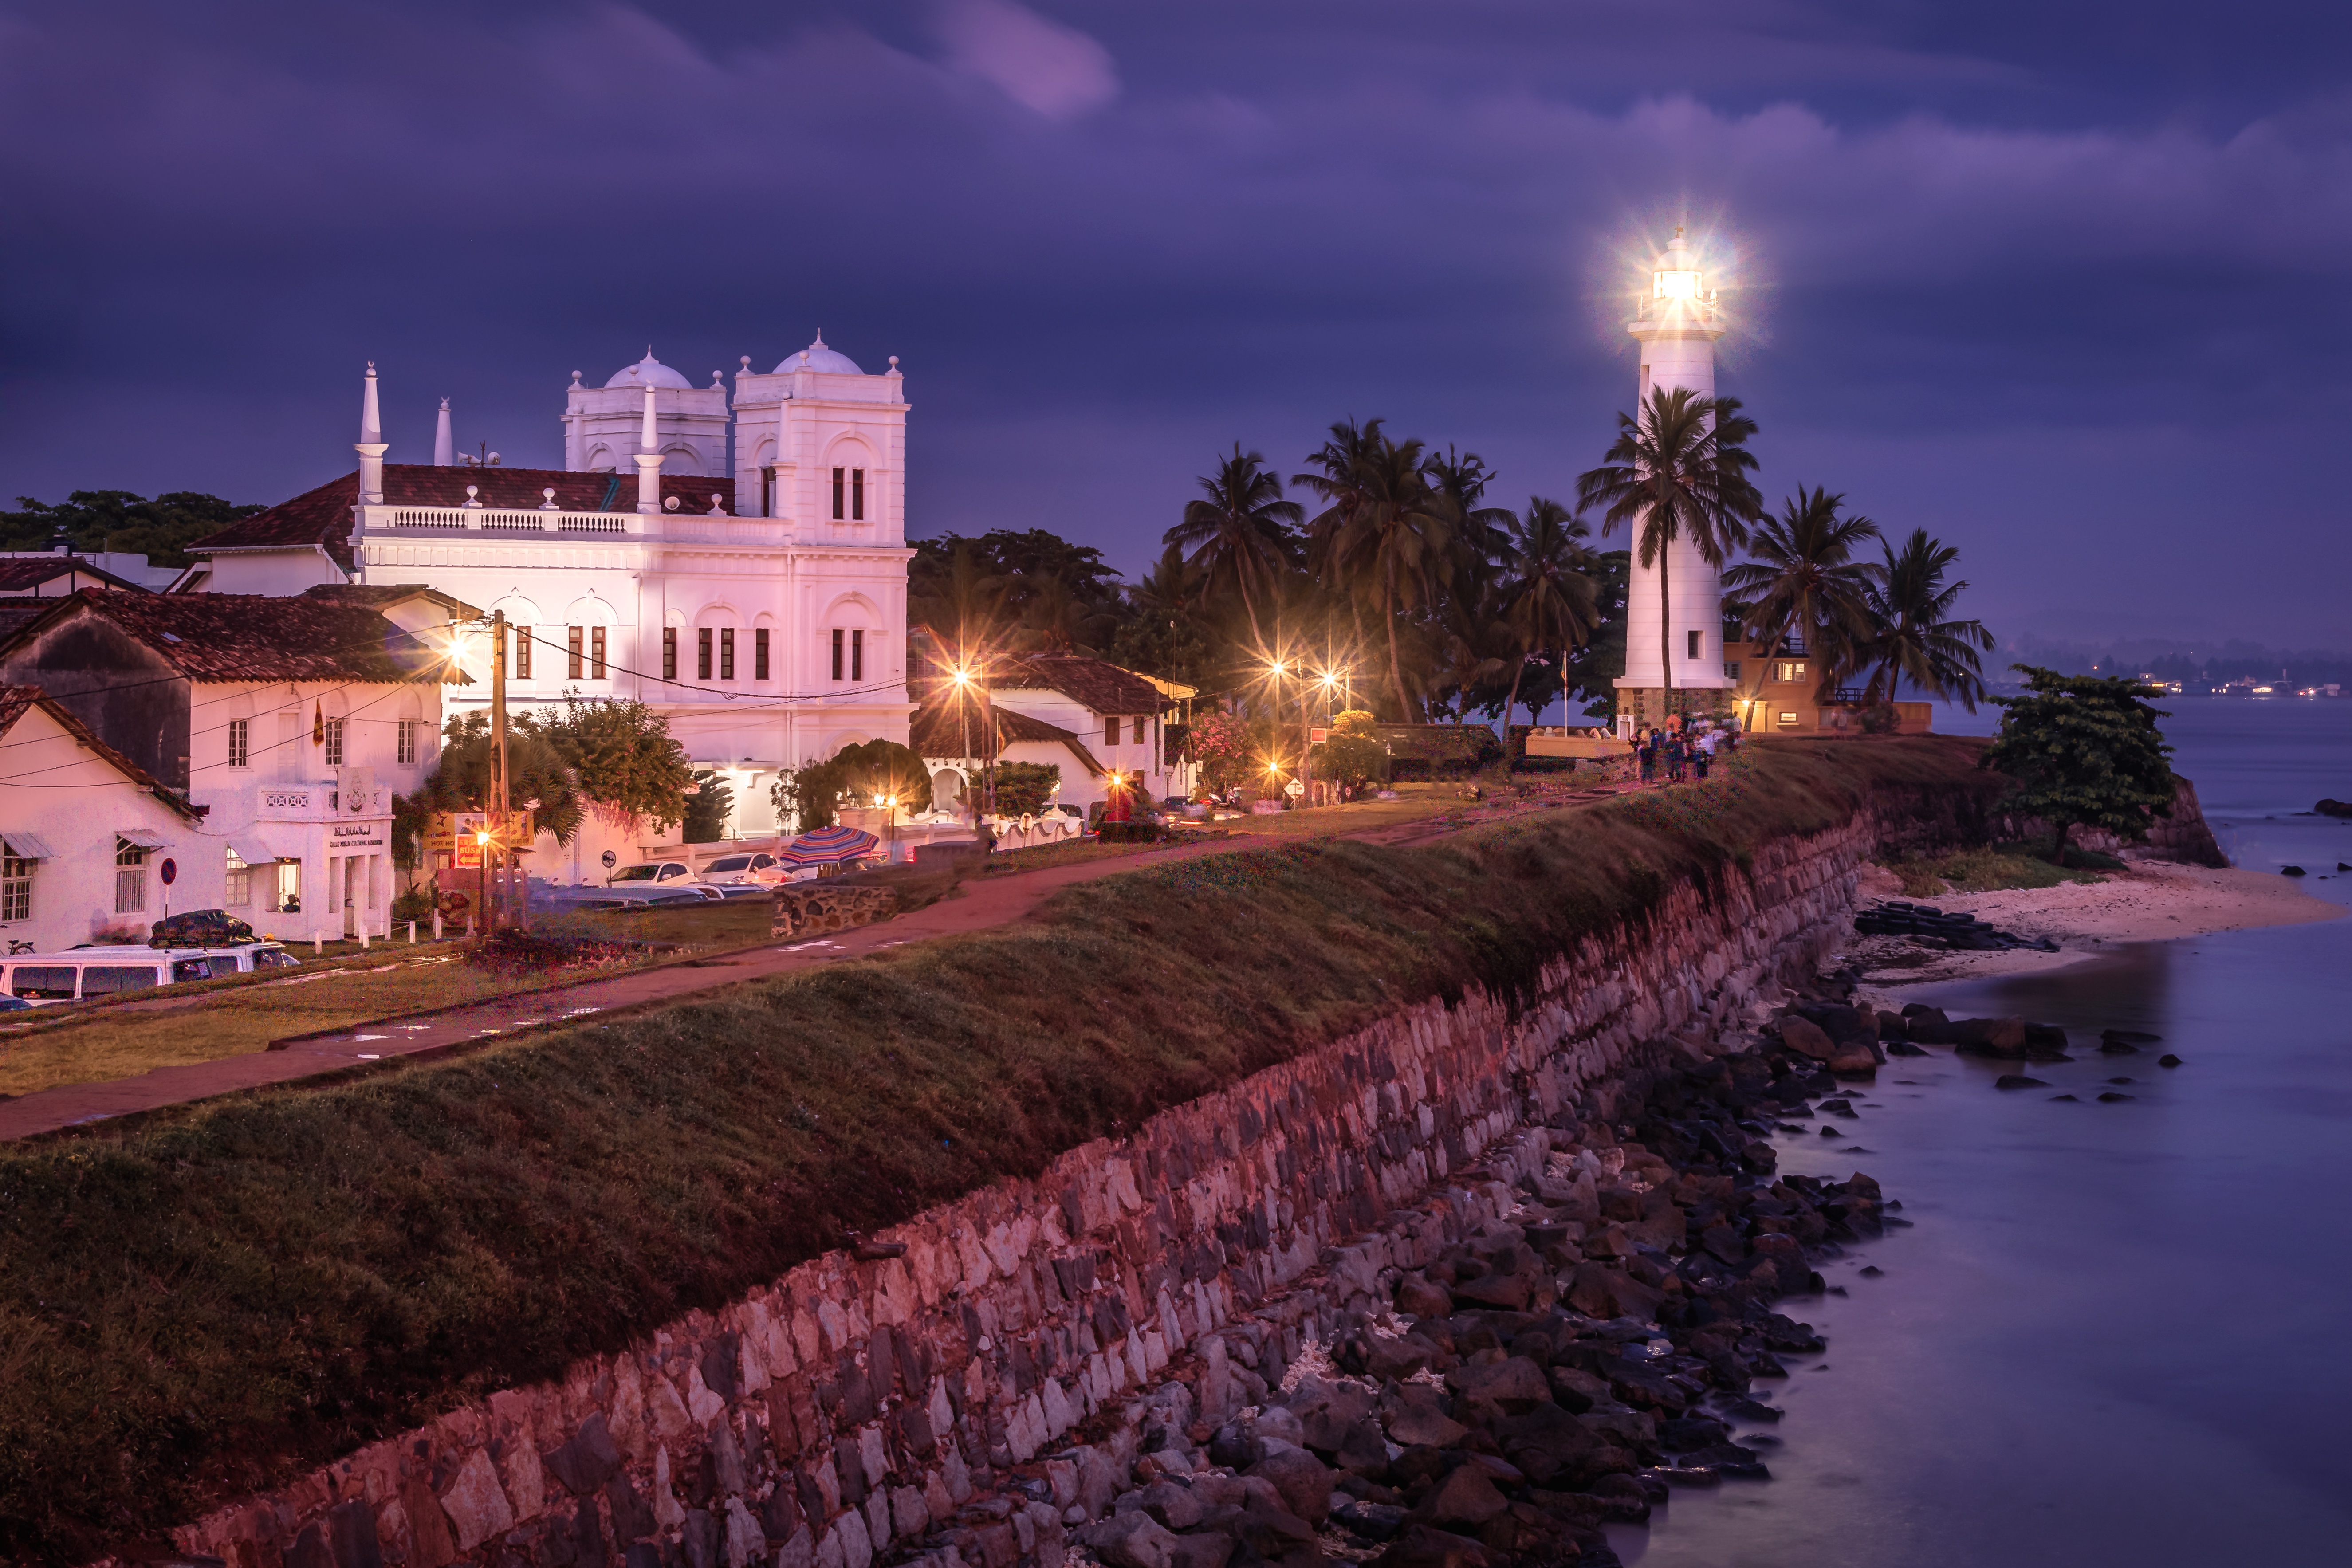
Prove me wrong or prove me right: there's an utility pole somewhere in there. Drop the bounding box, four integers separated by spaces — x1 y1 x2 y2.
490 609 509 934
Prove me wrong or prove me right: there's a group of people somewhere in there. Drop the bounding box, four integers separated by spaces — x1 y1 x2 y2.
1636 721 1733 786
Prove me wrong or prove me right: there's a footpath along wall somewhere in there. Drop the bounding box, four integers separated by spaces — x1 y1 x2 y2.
151 804 1893 1568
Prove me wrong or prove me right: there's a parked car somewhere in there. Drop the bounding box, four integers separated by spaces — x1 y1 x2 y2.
607 861 695 886
698 852 786 886
197 941 302 974
4 946 228 1004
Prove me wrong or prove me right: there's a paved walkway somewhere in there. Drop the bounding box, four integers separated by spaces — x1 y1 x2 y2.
0 779 1657 1141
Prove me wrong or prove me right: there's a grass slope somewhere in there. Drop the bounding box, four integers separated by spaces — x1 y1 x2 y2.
0 738 1995 1562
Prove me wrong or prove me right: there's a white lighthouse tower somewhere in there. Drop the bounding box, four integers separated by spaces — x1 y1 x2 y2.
1614 226 1732 736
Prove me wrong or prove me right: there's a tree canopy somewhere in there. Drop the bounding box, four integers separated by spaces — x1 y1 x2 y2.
1983 666 2177 863
2 490 262 566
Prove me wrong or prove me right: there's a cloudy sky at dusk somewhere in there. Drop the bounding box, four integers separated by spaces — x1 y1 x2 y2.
4 0 2349 647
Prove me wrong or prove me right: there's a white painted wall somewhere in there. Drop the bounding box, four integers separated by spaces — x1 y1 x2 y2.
0 701 218 952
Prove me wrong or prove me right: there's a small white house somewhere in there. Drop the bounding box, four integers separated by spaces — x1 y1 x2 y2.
914 652 1192 817
0 586 472 943
0 686 211 953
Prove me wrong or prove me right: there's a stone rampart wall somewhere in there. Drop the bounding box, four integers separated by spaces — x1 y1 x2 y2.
162 814 1880 1568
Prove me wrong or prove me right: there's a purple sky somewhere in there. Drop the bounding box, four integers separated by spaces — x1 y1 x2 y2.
4 0 2350 646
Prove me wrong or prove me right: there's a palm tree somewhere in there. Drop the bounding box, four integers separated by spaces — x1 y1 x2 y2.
907 539 1008 668
1164 445 1301 652
1858 529 1994 709
1297 422 1453 721
1723 486 1883 701
1575 386 1763 713
1497 498 1600 727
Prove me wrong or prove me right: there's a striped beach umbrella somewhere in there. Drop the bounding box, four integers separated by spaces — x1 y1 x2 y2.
778 824 881 868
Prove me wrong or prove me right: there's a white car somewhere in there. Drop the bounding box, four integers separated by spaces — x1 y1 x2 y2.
698 852 786 886
607 861 696 887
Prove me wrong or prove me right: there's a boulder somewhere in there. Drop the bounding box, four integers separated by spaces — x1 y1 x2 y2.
1411 1465 1510 1529
1246 1447 1334 1525
1952 1017 2028 1057
1167 1536 1233 1568
1369 1525 1492 1568
1126 1483 1207 1533
1776 1017 1838 1062
1395 1275 1453 1319
1383 1388 1468 1449
1081 1513 1180 1568
1444 1357 1551 1414
1993 1074 2050 1090
1288 1378 1377 1454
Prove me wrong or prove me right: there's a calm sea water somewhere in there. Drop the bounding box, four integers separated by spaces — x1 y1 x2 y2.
1608 697 2352 1568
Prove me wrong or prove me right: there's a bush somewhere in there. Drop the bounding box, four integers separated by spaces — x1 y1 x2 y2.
682 770 734 843
991 762 1060 818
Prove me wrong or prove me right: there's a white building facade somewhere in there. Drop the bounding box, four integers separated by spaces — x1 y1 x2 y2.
184 338 916 867
1615 227 1734 735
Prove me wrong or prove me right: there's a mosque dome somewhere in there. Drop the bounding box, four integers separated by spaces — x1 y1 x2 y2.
605 350 693 389
774 331 863 376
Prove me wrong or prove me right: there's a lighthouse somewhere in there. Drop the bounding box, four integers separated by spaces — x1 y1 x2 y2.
1613 226 1732 737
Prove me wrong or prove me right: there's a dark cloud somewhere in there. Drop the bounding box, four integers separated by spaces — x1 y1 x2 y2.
3 0 2350 643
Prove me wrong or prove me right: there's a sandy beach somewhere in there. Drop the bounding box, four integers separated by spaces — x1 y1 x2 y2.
1844 859 2344 994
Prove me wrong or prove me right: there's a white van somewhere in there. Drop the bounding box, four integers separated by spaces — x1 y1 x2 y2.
2 945 248 1005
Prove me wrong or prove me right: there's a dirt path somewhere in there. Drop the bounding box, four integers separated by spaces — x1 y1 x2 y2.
0 834 1265 1140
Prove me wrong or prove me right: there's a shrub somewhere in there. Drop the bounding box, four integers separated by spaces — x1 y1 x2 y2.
991 761 1060 818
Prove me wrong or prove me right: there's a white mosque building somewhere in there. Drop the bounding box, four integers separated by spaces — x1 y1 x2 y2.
182 336 915 872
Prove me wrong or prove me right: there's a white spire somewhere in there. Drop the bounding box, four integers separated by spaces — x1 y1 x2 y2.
634 379 664 515
433 397 454 467
355 361 388 504
360 362 382 444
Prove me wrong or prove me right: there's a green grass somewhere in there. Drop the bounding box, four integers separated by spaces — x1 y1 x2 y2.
0 737 1999 1563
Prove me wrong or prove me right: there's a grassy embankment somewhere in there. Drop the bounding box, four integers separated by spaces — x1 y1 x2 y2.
0 902 778 1099
1880 842 2124 898
0 737 1999 1563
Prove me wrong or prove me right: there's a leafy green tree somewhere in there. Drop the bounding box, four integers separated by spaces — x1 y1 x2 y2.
1859 529 1994 708
515 697 692 833
682 770 735 843
1723 486 1882 700
1310 709 1388 790
1165 444 1302 652
991 761 1060 817
772 763 844 831
1984 666 2178 864
907 538 1009 665
829 739 934 814
1185 708 1254 793
1575 387 1763 709
1018 570 1118 654
417 713 582 844
0 490 263 566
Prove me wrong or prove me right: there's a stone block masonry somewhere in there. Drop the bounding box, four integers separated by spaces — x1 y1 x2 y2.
772 884 901 939
156 815 1877 1568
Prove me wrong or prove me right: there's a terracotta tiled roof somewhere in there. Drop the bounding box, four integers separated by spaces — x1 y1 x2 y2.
296 583 482 618
0 684 205 820
188 464 739 571
0 557 150 593
0 589 468 685
991 654 1168 717
909 702 1107 777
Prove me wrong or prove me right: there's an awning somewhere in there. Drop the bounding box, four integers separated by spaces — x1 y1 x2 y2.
1 831 57 859
116 828 168 849
227 835 279 866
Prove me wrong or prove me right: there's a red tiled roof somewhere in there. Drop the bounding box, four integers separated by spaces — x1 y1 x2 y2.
188 464 739 570
991 654 1168 717
0 557 149 593
0 589 468 685
909 702 1107 777
0 684 205 820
